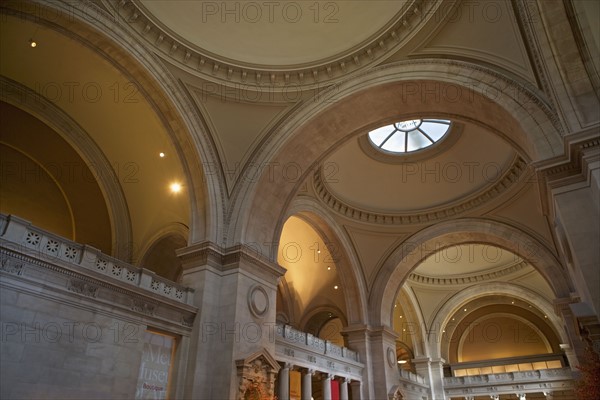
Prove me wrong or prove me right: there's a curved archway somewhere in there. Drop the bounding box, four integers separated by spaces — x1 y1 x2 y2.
1 78 129 258
231 60 563 255
426 282 569 361
284 197 369 325
138 222 189 282
370 218 572 328
3 1 221 245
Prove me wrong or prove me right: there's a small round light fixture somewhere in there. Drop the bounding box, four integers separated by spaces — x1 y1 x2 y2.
170 182 182 193
159 152 165 158
29 39 37 48
333 285 339 290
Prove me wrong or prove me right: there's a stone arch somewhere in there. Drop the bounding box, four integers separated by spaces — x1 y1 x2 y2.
138 222 189 282
370 218 572 328
426 282 569 360
0 77 131 259
394 286 427 358
7 1 223 244
283 197 369 325
300 304 349 334
232 60 564 255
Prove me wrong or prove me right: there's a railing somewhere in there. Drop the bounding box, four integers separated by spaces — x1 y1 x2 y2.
275 323 363 380
443 367 574 398
0 214 194 305
398 369 429 386
449 353 567 377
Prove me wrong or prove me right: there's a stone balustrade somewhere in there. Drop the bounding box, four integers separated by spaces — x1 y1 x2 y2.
443 367 574 398
0 214 194 306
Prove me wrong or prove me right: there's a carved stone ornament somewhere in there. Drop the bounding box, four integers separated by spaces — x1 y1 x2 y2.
248 284 269 318
387 347 396 368
131 299 156 316
236 349 281 400
67 279 99 298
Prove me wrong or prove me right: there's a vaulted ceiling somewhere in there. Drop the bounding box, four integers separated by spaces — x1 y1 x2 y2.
1 0 595 338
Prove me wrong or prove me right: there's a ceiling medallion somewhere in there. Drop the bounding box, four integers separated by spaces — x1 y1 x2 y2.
114 0 443 89
313 155 528 225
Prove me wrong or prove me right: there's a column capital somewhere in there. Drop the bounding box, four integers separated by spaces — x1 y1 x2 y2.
177 240 286 284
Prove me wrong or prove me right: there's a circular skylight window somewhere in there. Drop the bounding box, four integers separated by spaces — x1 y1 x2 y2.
368 119 451 153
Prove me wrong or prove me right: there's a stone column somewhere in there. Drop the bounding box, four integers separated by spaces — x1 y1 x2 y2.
339 378 349 400
541 136 600 316
278 363 291 400
413 356 446 400
301 369 313 400
177 242 286 400
343 325 398 400
349 380 361 400
322 373 332 400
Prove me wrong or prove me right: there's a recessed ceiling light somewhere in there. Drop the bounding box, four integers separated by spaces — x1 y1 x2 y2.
327 266 331 270
511 301 515 304
170 182 182 193
159 152 165 158
399 315 403 319
394 304 397 308
452 318 455 321
463 308 467 312
29 39 37 48
333 285 338 290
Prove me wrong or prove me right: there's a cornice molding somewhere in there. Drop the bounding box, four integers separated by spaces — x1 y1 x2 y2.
534 127 600 216
313 155 528 225
111 0 448 89
0 226 197 332
177 241 287 285
407 259 528 286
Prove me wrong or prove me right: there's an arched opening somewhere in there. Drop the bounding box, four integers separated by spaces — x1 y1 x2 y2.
276 215 347 330
387 240 572 382
139 232 188 282
0 101 112 253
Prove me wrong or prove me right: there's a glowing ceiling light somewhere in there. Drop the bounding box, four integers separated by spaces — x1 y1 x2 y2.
333 285 338 290
170 182 182 193
159 152 165 158
29 39 37 48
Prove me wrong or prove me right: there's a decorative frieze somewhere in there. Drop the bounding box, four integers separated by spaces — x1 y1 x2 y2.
67 279 99 298
131 299 157 316
0 214 197 330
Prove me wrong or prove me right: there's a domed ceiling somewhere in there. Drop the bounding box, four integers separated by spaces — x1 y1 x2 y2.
321 121 516 214
138 0 407 67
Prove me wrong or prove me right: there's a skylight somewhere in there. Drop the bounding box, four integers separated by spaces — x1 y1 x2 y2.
368 119 451 153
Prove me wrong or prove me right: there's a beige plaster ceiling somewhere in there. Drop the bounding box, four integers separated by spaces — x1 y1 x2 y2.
415 244 521 277
408 0 537 83
138 0 406 67
0 16 190 261
322 121 515 213
277 216 346 323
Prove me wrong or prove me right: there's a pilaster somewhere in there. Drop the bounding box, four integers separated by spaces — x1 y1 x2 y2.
177 241 286 399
